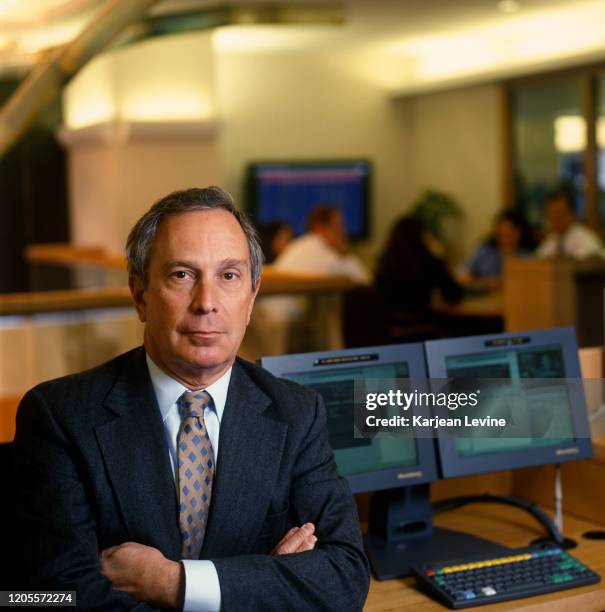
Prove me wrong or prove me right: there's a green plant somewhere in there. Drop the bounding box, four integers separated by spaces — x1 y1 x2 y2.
409 189 463 239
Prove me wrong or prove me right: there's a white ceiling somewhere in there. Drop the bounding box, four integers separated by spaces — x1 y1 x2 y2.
1 0 605 93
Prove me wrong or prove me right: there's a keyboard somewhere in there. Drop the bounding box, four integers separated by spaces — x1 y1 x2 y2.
411 543 601 609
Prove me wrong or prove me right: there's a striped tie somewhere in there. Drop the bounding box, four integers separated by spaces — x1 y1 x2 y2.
177 390 215 559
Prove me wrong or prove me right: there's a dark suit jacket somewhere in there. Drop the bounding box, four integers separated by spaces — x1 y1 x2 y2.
13 348 369 611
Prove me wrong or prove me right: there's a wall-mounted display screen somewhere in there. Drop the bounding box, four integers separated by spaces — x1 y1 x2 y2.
246 160 371 239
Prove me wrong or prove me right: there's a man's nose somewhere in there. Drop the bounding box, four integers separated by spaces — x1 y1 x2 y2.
190 280 217 314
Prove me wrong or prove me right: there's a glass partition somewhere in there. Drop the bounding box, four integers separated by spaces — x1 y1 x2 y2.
511 77 584 229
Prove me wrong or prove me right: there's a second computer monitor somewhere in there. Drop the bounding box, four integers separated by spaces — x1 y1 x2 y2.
425 326 593 479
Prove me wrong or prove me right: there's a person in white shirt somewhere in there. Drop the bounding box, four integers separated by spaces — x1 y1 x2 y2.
273 205 370 283
254 206 370 353
536 188 603 259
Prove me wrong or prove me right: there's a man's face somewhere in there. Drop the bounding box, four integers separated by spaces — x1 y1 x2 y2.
546 197 574 235
130 209 259 387
496 219 520 252
326 211 346 239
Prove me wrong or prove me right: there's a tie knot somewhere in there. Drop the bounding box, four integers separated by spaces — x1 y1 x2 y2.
178 390 211 418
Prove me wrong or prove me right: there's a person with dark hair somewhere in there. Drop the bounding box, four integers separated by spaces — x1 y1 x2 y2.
461 209 533 290
13 186 370 611
536 187 602 259
257 221 293 264
274 204 369 282
374 215 463 321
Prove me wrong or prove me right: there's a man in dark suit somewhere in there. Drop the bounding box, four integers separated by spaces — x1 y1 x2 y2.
14 187 370 610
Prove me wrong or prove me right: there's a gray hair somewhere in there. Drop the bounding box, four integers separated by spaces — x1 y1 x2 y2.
126 186 263 290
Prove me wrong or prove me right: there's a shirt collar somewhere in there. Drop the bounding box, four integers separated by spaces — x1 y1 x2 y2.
145 353 231 424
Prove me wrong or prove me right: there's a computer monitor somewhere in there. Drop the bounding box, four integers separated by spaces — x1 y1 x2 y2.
246 160 371 240
425 326 593 479
260 343 437 493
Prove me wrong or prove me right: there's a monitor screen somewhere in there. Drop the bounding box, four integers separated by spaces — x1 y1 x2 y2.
246 160 371 240
283 361 415 475
425 327 593 478
260 344 437 493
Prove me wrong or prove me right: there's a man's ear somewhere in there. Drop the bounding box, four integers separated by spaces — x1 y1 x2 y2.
246 279 261 325
129 274 147 323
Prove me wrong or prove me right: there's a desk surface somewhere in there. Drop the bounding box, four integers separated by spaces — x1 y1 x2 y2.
433 292 503 319
365 505 605 611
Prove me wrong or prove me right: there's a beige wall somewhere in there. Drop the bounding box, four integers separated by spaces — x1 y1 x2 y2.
62 32 221 255
215 48 411 268
216 49 502 266
64 32 217 127
396 84 503 261
63 131 222 254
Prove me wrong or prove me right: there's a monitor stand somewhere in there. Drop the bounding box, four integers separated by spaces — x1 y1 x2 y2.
365 484 568 580
531 464 577 549
365 484 510 581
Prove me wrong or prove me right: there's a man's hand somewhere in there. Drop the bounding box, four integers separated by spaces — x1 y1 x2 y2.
271 523 317 556
100 542 183 608
100 526 315 604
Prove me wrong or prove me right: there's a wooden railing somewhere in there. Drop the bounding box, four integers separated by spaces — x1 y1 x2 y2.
1 268 355 316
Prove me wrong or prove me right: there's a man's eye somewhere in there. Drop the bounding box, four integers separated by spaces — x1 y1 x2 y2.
223 272 236 280
172 271 189 279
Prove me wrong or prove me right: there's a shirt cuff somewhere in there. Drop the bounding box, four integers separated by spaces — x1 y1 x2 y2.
181 560 221 612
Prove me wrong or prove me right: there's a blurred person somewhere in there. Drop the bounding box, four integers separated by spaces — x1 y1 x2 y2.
255 205 369 353
460 210 533 291
536 187 602 259
258 221 293 264
13 187 369 611
273 205 370 283
375 215 463 323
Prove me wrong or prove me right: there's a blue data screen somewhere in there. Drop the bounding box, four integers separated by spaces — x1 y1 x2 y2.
250 162 370 238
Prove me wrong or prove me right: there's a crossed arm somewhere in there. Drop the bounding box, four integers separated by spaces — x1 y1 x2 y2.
99 525 318 608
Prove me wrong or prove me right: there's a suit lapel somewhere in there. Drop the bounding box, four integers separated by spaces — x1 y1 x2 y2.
202 361 288 558
94 349 181 561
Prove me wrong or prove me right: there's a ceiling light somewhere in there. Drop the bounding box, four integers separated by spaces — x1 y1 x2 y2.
498 0 521 13
554 116 586 153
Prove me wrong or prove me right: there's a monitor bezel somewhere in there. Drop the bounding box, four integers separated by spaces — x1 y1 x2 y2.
425 326 593 479
245 159 372 241
260 343 438 494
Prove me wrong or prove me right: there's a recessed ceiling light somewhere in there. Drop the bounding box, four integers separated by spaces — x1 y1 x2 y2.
498 0 521 13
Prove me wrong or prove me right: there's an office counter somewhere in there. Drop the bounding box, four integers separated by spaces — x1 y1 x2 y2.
504 256 605 346
365 504 605 611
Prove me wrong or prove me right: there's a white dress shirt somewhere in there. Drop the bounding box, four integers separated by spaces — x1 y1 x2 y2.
274 233 370 283
259 233 370 324
146 354 231 612
536 222 603 259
